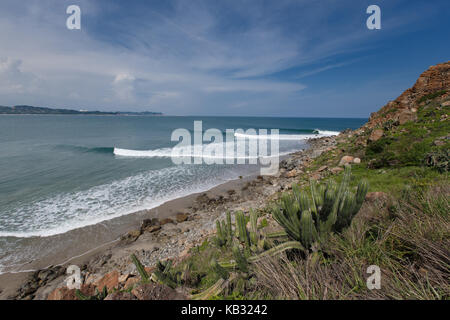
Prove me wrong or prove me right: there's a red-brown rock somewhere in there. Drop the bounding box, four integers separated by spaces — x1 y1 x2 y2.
95 270 119 291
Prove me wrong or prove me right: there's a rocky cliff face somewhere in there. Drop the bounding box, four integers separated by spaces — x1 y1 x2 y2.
365 61 450 129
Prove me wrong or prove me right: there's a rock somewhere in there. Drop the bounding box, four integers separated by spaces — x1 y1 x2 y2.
124 277 140 290
118 274 131 284
433 139 445 146
84 273 100 285
131 283 187 300
285 169 298 178
309 173 321 180
317 165 328 172
353 157 361 164
175 213 189 223
365 192 388 202
104 291 137 300
397 109 417 125
47 287 77 300
442 100 450 107
78 284 97 297
330 167 344 174
145 225 162 233
94 270 119 291
121 229 141 244
368 129 384 142
338 156 354 166
159 218 173 226
141 218 160 232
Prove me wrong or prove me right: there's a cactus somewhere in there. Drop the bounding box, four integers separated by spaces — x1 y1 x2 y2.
151 270 177 289
131 253 150 283
210 258 229 280
236 211 250 249
218 241 305 269
75 285 108 300
214 220 227 247
232 245 249 273
271 165 369 249
190 274 236 300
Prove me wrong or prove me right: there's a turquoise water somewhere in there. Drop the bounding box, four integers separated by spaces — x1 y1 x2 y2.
0 115 366 273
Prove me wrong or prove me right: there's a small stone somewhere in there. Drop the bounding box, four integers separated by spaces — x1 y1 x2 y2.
176 213 189 223
124 277 140 290
104 291 137 300
330 167 344 174
338 156 354 166
317 165 328 172
131 283 187 300
309 173 321 180
159 218 174 226
353 157 361 164
285 169 298 178
118 274 130 283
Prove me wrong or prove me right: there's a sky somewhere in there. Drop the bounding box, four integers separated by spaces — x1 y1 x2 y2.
0 0 449 117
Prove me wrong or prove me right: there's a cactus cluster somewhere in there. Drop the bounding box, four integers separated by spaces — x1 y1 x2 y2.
214 210 266 254
271 165 369 249
131 254 190 289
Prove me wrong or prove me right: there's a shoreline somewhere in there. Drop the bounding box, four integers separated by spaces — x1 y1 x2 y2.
0 135 338 300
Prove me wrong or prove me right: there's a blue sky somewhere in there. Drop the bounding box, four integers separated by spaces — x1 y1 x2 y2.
0 0 448 117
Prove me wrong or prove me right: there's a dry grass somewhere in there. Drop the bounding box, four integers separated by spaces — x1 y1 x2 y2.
252 184 450 300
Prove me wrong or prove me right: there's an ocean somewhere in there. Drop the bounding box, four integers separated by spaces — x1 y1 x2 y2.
0 115 366 274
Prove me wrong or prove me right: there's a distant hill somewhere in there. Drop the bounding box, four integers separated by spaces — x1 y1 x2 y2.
0 105 163 116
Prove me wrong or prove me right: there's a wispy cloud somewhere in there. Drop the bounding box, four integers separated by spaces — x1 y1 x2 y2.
0 0 447 115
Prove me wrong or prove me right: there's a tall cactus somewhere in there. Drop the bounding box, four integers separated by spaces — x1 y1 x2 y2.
272 165 369 249
131 253 150 283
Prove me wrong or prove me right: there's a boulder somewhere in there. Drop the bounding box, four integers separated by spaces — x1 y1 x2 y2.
353 157 361 164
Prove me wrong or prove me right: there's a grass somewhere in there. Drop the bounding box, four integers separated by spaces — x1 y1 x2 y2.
251 183 449 299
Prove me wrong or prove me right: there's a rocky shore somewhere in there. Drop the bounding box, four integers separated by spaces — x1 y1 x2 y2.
2 133 356 300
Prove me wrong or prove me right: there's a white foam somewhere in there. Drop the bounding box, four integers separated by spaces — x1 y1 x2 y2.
234 129 339 140
0 166 234 238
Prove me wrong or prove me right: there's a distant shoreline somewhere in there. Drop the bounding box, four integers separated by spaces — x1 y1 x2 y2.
0 105 162 116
